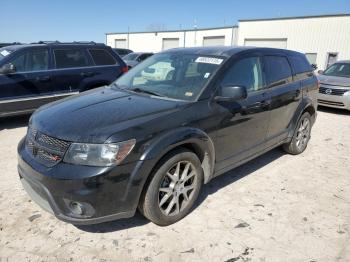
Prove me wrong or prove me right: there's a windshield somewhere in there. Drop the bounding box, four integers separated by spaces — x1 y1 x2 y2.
114 53 224 101
123 53 139 61
324 63 350 78
0 48 13 62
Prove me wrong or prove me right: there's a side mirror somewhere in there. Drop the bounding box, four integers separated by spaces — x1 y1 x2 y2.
311 64 318 70
317 70 324 75
215 85 248 102
0 63 16 74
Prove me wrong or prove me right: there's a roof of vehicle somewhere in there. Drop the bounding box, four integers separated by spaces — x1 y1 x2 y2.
162 46 303 58
332 60 350 64
113 48 132 51
0 41 107 51
129 52 154 55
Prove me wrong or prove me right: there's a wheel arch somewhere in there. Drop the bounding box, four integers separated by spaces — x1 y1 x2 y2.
140 127 215 185
288 97 317 138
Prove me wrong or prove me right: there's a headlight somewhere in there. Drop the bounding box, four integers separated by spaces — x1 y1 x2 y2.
63 139 136 166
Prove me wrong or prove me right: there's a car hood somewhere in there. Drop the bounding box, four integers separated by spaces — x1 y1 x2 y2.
30 86 185 143
318 74 350 87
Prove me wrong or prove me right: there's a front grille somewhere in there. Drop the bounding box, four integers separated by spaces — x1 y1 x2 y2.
25 126 70 167
318 99 345 107
319 86 349 96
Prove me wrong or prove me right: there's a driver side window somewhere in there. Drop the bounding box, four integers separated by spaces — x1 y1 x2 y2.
9 49 49 73
221 57 264 93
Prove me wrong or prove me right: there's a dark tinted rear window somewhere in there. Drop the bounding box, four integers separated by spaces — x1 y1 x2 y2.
89 49 117 65
265 56 292 86
289 55 313 74
54 49 89 69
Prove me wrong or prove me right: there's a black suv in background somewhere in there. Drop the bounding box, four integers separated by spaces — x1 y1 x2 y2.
0 42 127 117
18 47 318 226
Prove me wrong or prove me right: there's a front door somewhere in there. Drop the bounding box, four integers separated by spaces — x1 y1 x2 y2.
0 48 52 116
213 55 271 173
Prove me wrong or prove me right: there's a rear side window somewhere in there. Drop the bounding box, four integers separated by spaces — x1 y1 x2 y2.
289 55 313 74
264 56 292 87
54 49 89 69
88 49 117 66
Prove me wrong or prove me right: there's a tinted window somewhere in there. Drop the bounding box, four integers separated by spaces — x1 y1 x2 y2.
9 49 49 72
289 55 312 74
139 53 153 61
89 49 117 66
54 49 89 69
265 56 292 87
221 57 264 93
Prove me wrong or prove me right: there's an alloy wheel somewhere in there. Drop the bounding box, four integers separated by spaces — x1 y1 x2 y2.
295 118 311 150
158 161 198 216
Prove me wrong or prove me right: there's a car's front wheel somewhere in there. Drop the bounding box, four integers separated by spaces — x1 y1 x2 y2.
139 149 203 226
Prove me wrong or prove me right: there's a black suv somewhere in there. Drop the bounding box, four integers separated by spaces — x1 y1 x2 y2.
0 42 127 117
18 47 318 226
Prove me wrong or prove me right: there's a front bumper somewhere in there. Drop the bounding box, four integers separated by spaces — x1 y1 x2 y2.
317 92 350 110
18 138 154 225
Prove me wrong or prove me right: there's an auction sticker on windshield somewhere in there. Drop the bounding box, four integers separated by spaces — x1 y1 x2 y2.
195 57 223 65
0 50 11 57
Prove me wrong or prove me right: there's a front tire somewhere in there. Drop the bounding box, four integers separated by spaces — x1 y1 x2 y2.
139 149 203 226
283 112 312 155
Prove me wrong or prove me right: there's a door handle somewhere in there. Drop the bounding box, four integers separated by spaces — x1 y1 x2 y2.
81 72 94 77
251 100 270 109
260 101 271 108
35 76 51 82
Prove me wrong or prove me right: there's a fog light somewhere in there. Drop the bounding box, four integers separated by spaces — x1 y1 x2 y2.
63 198 95 218
69 201 85 216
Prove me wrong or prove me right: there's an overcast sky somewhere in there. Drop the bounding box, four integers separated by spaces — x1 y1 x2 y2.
1 0 349 43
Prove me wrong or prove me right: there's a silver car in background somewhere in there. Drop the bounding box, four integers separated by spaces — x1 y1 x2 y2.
317 60 350 110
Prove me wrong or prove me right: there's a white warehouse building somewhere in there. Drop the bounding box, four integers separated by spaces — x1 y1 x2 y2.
106 14 350 70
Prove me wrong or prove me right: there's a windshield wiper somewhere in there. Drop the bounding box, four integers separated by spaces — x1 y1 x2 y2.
129 87 164 97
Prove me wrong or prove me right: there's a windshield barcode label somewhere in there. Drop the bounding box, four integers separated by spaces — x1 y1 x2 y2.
195 57 223 65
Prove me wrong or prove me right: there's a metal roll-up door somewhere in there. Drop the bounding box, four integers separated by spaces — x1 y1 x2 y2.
162 38 179 50
115 39 127 48
203 36 225 46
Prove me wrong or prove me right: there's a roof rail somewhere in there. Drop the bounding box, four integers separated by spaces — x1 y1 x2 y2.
35 41 61 44
32 41 104 45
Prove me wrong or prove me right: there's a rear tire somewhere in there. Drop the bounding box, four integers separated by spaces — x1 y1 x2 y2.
283 112 312 155
139 149 203 226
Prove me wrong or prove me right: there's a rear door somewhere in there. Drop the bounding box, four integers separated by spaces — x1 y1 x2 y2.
214 54 272 172
263 55 302 145
50 47 91 96
0 48 52 116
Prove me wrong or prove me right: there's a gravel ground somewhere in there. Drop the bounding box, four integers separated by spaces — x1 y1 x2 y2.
0 107 349 262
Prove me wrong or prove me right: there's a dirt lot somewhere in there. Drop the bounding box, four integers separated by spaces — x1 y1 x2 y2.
0 107 349 262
